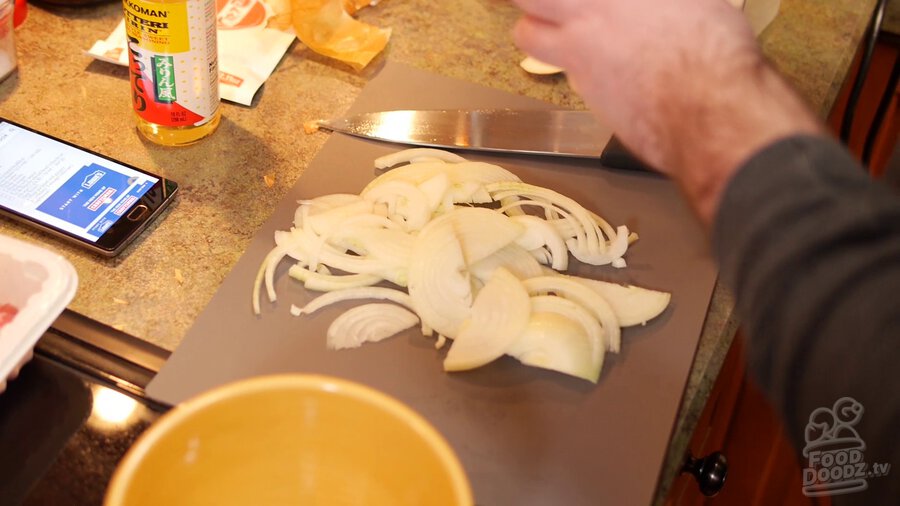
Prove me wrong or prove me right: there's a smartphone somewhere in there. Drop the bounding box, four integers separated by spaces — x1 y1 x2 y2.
0 117 178 257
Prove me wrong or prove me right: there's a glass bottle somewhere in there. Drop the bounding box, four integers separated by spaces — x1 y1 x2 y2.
123 0 221 145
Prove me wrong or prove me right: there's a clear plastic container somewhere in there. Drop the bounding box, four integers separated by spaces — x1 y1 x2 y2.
0 235 78 392
0 0 15 82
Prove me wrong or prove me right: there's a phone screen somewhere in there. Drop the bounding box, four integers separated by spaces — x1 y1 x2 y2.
0 120 160 244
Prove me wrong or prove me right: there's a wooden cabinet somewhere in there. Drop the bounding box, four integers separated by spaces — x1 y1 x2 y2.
828 31 900 177
666 333 833 505
665 334 743 505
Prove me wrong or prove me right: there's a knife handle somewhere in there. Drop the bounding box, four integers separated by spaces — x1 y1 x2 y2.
599 137 656 173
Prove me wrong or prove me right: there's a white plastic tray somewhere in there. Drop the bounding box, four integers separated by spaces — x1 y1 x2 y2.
0 234 78 392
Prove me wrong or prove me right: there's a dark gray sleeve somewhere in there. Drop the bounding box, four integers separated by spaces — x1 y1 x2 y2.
713 135 900 503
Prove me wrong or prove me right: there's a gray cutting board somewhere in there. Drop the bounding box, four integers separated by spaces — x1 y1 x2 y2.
147 61 717 506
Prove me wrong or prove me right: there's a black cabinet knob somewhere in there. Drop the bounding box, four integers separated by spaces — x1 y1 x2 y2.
681 451 728 496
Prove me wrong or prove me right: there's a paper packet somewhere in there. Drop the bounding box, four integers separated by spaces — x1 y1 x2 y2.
87 0 298 106
86 0 390 105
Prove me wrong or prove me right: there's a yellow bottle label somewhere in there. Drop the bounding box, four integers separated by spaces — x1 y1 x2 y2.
123 0 190 53
123 0 219 128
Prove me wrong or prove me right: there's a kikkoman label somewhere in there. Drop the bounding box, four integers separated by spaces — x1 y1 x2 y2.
123 0 190 53
123 0 219 128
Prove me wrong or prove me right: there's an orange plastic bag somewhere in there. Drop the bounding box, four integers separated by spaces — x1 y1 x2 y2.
291 0 390 70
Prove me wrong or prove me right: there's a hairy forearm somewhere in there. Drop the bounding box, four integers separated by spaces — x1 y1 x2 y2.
626 46 825 227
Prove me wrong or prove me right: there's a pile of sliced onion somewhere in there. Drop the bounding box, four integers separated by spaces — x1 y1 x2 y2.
253 148 671 383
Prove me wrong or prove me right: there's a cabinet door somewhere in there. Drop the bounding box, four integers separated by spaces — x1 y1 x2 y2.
667 333 834 506
665 333 745 505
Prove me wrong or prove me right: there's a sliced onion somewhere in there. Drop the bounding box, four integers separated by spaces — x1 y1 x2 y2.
298 286 415 314
446 207 525 265
506 312 600 383
289 222 328 270
374 148 468 169
567 275 672 327
252 258 267 315
588 209 618 242
523 275 621 353
468 243 544 282
297 193 365 209
365 161 448 192
253 148 667 383
566 224 630 267
509 214 569 271
327 303 419 350
282 225 409 286
294 193 363 228
361 180 431 232
400 207 526 333
305 198 374 236
252 243 293 315
520 56 564 75
486 181 630 267
443 163 521 201
326 219 407 252
317 213 404 252
488 182 603 255
311 244 406 284
495 191 596 261
417 172 452 211
407 212 473 338
274 229 309 264
530 295 605 372
288 265 382 291
444 267 531 371
364 159 520 200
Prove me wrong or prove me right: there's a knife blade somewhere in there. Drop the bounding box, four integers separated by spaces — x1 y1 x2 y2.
317 109 648 168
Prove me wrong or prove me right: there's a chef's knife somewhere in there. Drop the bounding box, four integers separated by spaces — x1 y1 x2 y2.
316 109 651 171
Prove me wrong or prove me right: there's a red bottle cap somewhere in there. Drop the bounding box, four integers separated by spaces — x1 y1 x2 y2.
13 0 25 27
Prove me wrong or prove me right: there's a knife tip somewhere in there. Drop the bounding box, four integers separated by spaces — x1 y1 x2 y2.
304 119 328 134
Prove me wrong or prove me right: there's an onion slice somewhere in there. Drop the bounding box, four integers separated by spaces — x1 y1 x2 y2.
298 286 416 314
530 295 605 375
408 207 525 339
444 267 531 371
374 148 468 169
288 265 382 291
407 212 473 338
361 180 432 232
523 275 622 353
509 214 569 271
567 276 672 327
327 303 419 350
447 207 525 265
506 312 600 383
468 243 544 283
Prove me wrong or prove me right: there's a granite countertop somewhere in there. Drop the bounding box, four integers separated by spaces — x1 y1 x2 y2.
882 0 899 37
0 0 877 502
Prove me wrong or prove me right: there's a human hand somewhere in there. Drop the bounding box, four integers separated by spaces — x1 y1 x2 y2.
511 0 822 226
512 0 758 167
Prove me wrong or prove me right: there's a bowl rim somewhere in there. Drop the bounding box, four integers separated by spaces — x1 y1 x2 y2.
103 373 474 505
